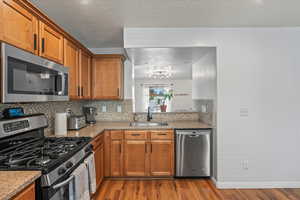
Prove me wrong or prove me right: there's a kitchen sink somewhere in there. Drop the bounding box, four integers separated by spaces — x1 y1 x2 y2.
129 122 169 127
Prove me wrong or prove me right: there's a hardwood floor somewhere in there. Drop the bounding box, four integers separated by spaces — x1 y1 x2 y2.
95 179 300 200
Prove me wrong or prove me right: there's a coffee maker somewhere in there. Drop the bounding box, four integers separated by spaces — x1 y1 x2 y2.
83 106 97 124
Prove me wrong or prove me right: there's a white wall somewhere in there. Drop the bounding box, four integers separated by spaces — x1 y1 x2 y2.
192 48 216 100
124 27 300 188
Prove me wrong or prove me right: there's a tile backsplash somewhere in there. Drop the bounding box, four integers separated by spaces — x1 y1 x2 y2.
0 99 214 134
0 101 85 134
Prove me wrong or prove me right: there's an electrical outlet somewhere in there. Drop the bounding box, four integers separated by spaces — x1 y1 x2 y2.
66 108 72 116
241 160 249 170
101 105 107 112
117 105 122 113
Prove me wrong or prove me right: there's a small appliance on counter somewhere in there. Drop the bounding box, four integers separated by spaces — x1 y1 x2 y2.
83 106 97 124
67 115 87 130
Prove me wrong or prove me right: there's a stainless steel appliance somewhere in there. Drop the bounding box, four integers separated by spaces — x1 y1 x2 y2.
83 106 97 124
67 115 86 130
1 43 69 103
175 129 211 177
0 114 92 200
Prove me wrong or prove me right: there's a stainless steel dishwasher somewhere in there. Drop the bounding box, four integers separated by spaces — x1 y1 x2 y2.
175 129 211 177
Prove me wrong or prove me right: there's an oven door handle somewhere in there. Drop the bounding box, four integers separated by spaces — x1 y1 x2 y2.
57 72 65 96
52 175 74 190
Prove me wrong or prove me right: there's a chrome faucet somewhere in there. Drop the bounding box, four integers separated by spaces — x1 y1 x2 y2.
147 106 152 121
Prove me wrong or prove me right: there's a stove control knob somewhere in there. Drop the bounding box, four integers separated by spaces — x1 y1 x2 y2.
58 167 66 175
66 162 73 169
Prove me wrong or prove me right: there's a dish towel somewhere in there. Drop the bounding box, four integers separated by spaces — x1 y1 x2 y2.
84 153 97 194
72 163 90 200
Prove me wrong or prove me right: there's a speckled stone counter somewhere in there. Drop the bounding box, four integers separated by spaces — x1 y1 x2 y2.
0 171 41 200
47 121 212 138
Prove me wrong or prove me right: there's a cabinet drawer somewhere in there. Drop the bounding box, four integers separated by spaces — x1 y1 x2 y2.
92 134 104 149
151 130 173 140
110 130 124 139
125 130 148 140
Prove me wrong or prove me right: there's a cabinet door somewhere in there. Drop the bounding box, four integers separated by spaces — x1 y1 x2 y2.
13 183 35 200
80 50 91 99
92 57 123 100
124 140 147 176
150 140 174 176
94 144 104 190
64 39 79 99
110 139 123 176
1 0 38 54
39 21 63 64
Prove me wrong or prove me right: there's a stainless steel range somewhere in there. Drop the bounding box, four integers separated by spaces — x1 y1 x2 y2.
0 114 92 200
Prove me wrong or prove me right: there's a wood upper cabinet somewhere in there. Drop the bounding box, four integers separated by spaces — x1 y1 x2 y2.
124 140 148 176
13 182 35 200
110 131 124 176
150 140 174 176
1 0 38 54
92 55 124 100
39 21 64 64
79 50 92 99
63 39 79 99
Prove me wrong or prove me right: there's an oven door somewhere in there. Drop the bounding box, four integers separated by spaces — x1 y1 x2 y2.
44 174 75 200
1 42 69 103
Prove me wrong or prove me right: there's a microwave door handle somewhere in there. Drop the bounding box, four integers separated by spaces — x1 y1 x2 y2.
52 175 74 189
57 72 65 96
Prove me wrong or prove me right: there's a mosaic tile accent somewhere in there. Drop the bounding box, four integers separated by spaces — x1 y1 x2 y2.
0 101 86 134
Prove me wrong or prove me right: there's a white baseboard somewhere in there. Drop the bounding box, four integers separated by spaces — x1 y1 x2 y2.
214 181 300 189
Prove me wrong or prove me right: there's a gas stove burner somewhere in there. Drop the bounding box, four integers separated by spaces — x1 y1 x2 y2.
35 157 51 166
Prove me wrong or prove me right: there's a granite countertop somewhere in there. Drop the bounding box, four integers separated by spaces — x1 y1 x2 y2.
0 171 41 200
48 121 212 138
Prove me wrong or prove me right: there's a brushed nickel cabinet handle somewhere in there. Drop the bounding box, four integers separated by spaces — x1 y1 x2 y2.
41 38 45 53
132 134 140 136
158 133 167 136
81 87 84 97
33 34 37 50
77 87 80 97
117 88 120 97
119 144 122 153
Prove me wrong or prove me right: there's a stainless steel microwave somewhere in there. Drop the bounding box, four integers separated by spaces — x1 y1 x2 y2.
1 43 69 103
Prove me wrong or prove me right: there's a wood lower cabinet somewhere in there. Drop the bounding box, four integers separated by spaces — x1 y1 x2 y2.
91 134 104 191
110 131 124 176
1 0 38 54
150 140 174 176
13 183 35 200
124 140 148 176
92 55 124 100
64 39 79 99
106 130 174 178
39 21 64 64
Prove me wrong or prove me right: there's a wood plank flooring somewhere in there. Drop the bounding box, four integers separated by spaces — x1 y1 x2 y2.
95 179 300 200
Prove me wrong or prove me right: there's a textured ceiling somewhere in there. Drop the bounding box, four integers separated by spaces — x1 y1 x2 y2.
29 0 300 48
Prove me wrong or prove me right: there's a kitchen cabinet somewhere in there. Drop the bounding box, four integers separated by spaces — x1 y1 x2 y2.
79 50 92 99
150 140 174 176
64 39 79 99
39 21 64 64
150 130 174 176
110 130 124 176
1 0 38 54
12 182 35 200
124 140 148 176
106 130 174 178
92 55 124 100
91 134 104 191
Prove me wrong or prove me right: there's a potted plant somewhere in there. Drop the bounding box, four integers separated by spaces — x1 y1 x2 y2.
160 91 173 112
